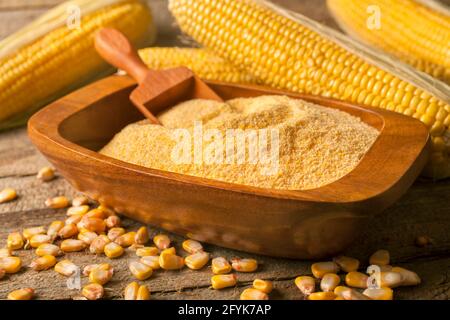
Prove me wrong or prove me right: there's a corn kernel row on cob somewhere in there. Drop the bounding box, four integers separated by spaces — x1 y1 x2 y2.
138 47 257 84
0 0 155 130
169 0 450 179
327 0 450 84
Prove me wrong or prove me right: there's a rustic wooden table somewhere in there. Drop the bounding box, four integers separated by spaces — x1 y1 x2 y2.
1 0 450 300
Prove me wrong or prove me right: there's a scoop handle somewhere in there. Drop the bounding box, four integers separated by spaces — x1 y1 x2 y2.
94 28 149 84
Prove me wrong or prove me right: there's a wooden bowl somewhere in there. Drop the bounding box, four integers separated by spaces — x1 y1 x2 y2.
28 75 430 259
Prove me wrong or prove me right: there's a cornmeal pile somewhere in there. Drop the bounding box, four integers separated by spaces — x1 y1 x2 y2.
101 95 379 190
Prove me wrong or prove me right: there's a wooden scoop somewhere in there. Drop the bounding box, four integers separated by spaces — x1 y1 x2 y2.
94 28 223 124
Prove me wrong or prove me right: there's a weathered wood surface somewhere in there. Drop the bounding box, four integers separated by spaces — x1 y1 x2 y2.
1 0 450 300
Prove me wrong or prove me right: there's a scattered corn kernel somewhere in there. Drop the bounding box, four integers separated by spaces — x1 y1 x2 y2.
311 262 340 279
182 239 203 254
333 256 360 272
363 287 393 300
65 214 84 226
37 167 55 182
334 286 352 298
135 226 149 245
72 195 89 207
78 230 98 245
212 257 232 275
77 217 106 234
29 234 52 248
0 268 5 279
153 234 171 250
161 247 176 255
107 227 126 242
295 276 316 295
320 273 341 292
136 246 159 257
86 208 109 219
36 243 62 257
45 196 70 209
54 260 78 277
341 288 371 300
185 251 210 270
137 285 151 300
61 239 86 252
97 205 116 217
83 264 112 276
82 283 104 300
378 271 403 288
58 223 78 239
124 282 140 300
129 261 153 280
369 249 390 266
90 235 111 254
23 226 45 240
159 251 184 270
105 215 121 229
104 242 124 258
211 274 237 289
415 235 432 247
67 205 89 216
89 266 113 285
30 255 57 271
391 267 421 286
47 221 64 241
0 256 21 273
0 188 17 203
367 264 393 273
140 255 160 270
8 288 34 300
7 232 24 250
129 244 144 251
308 291 337 300
345 271 369 289
0 248 12 257
253 279 273 294
231 258 258 272
115 232 136 247
240 288 268 300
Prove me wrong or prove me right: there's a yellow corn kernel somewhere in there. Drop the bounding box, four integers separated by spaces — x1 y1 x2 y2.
77 217 106 234
7 288 34 300
23 226 46 240
115 232 136 247
82 283 104 300
129 261 153 280
54 259 78 277
231 258 258 273
78 230 98 245
30 254 57 271
295 276 316 295
311 262 340 279
65 214 84 226
107 227 126 242
137 285 151 300
37 167 55 182
212 257 232 275
0 256 22 273
83 263 112 276
335 296 345 300
391 267 421 286
89 266 113 285
67 205 89 216
333 256 360 273
29 234 52 248
334 286 352 298
129 243 144 251
45 196 70 209
104 242 124 258
60 239 87 252
369 249 390 266
72 195 89 207
415 235 432 247
0 268 5 279
90 235 111 254
140 255 160 270
153 234 171 250
211 274 237 290
0 188 17 203
363 287 393 300
136 246 159 257
378 271 403 288
124 282 140 300
182 239 203 254
341 288 371 300
185 251 210 270
320 273 341 292
345 271 369 289
159 252 184 270
85 208 108 220
161 247 176 255
36 243 62 257
240 288 269 300
47 220 64 241
0 248 12 257
135 226 149 245
7 232 24 250
253 279 273 294
105 215 121 229
97 205 117 217
308 292 337 300
58 223 79 239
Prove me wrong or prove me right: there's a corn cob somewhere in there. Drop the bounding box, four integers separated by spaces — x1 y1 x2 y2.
169 0 450 179
0 0 155 130
138 47 257 84
327 0 450 84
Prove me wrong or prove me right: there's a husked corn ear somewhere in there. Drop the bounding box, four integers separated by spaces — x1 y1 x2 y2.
327 0 450 84
67 205 90 216
37 167 55 182
47 221 64 241
45 196 70 209
30 254 57 271
61 239 87 252
23 226 45 240
345 271 369 289
0 188 17 203
72 195 89 207
185 251 210 270
137 285 151 300
311 262 340 279
129 261 153 280
82 283 104 300
153 234 171 250
36 243 62 257
308 292 337 300
369 249 390 266
90 235 111 254
7 232 24 250
169 0 450 179
78 230 98 245
211 275 238 290
104 242 124 258
295 276 316 295
136 246 159 257
240 288 269 300
159 252 185 270
7 288 34 300
89 266 113 285
54 259 78 276
0 0 155 130
115 231 136 247
58 223 79 239
105 215 121 229
0 256 22 273
140 255 160 270
182 239 203 254
320 273 341 292
363 287 393 300
108 227 126 242
29 234 52 248
211 257 232 275
231 258 258 272
391 266 421 286
135 226 149 245
253 279 273 294
333 255 360 272
139 47 257 84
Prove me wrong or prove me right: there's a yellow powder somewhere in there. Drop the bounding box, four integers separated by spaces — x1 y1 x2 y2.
100 95 379 190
